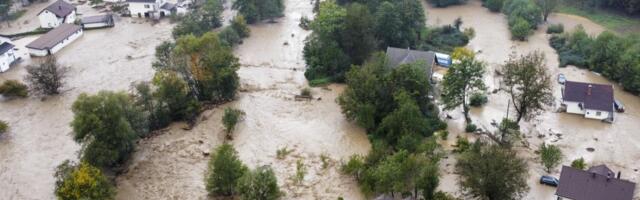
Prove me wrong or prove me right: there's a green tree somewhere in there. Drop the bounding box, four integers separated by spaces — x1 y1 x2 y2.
441 52 486 123
417 160 440 200
152 41 176 70
375 2 402 48
152 71 199 122
133 82 171 131
376 91 431 151
222 108 244 139
71 91 146 168
339 3 377 65
571 157 587 170
0 80 28 98
485 0 505 12
231 14 251 38
589 31 625 80
173 32 240 102
502 51 554 123
25 56 68 96
539 143 562 172
233 0 285 23
303 35 351 82
456 143 529 200
371 150 417 197
206 144 248 196
0 120 8 135
54 161 116 200
238 166 282 200
535 0 559 21
510 17 531 41
0 0 13 20
618 43 640 94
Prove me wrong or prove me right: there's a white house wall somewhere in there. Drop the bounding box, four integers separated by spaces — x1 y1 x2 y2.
0 48 16 72
49 28 83 55
64 10 77 24
585 109 610 120
83 22 109 29
129 2 158 17
28 48 49 57
564 101 584 115
39 11 61 28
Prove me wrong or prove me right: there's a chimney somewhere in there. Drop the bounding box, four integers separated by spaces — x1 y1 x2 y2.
607 172 611 181
592 172 596 178
59 5 62 10
588 85 593 95
617 171 621 179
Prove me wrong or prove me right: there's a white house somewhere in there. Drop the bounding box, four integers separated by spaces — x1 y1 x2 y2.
562 81 614 120
0 42 17 72
38 0 77 28
26 24 83 56
127 0 175 19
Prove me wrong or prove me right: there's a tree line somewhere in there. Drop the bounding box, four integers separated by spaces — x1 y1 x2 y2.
303 0 471 85
569 0 640 14
550 26 640 94
52 0 257 198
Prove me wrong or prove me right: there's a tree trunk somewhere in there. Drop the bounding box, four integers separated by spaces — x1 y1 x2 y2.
463 91 471 123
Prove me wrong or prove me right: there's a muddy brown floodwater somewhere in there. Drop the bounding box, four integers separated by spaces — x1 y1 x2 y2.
116 0 371 199
425 0 640 199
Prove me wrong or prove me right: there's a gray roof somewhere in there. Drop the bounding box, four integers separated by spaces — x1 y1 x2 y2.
26 24 82 50
0 42 14 54
556 166 635 200
81 14 113 24
40 0 75 18
588 165 615 176
386 47 435 79
126 0 157 3
563 81 614 112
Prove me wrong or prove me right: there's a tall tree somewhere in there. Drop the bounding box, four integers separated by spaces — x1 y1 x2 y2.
535 0 558 21
502 51 554 123
206 144 248 196
25 56 68 96
456 142 529 200
238 166 282 200
339 3 377 65
441 50 486 123
71 91 147 168
375 2 402 48
539 143 563 172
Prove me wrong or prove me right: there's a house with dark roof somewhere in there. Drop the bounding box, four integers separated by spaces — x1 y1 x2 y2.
127 0 175 19
38 0 77 28
386 47 436 82
26 24 83 56
0 42 17 72
556 165 635 200
562 81 614 120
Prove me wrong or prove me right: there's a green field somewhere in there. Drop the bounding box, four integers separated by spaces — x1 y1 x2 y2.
557 5 640 33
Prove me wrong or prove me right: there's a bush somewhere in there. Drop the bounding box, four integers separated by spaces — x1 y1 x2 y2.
484 0 505 12
510 17 531 41
428 0 467 7
222 108 244 137
300 87 312 97
231 15 251 38
219 27 241 47
546 23 564 34
206 144 247 196
439 130 449 140
54 161 115 200
469 92 488 107
539 143 563 172
465 123 477 132
238 166 282 200
420 25 470 52
0 80 28 98
453 136 471 153
571 157 586 170
0 120 8 135
276 147 293 159
294 159 306 184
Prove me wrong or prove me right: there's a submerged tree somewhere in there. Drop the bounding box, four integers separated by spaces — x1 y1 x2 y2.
441 49 485 123
206 144 247 196
502 51 554 123
54 161 115 200
25 56 68 96
539 143 563 172
238 166 282 200
456 142 529 200
535 0 558 21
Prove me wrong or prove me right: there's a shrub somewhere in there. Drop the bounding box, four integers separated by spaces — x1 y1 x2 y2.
276 147 292 159
484 0 505 12
300 87 312 97
469 92 488 107
571 157 586 170
546 23 564 34
0 80 28 98
294 159 306 184
539 143 563 172
231 14 250 38
320 153 330 169
206 144 247 196
0 120 8 135
238 166 282 200
222 108 244 135
510 17 531 41
465 123 477 132
439 130 449 140
453 136 471 153
219 27 241 47
54 161 115 200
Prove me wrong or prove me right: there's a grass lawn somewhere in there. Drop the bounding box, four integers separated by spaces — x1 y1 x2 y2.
557 5 640 33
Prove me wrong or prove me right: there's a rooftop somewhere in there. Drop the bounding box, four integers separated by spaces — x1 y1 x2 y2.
386 47 435 69
40 0 75 18
0 42 14 54
563 81 614 112
126 0 157 3
81 14 113 24
556 165 635 200
26 24 82 50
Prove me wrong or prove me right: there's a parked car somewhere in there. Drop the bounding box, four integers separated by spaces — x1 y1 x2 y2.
557 74 566 84
540 175 559 187
614 99 625 113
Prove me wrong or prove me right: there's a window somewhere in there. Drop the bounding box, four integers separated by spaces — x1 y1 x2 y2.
596 111 602 116
144 4 150 8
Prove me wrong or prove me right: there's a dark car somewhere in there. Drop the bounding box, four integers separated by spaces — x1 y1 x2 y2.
614 100 625 113
540 175 559 187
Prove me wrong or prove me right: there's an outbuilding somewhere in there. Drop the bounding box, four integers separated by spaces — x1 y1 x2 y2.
0 42 17 72
562 81 614 121
26 24 83 56
38 0 77 28
127 0 174 19
81 14 115 29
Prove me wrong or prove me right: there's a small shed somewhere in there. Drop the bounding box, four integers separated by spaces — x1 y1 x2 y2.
26 24 83 56
81 14 115 29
